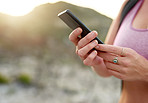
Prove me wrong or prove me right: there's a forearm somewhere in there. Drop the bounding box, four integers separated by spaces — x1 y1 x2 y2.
104 19 120 45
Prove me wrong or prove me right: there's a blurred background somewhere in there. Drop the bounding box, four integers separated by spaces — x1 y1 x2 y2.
0 0 123 103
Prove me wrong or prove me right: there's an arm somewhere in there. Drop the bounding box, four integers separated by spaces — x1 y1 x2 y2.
105 0 129 45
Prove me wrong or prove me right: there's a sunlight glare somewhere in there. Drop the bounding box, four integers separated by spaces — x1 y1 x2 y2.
0 0 124 18
0 0 45 16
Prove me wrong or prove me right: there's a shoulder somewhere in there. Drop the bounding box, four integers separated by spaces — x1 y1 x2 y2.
121 0 129 11
104 0 129 44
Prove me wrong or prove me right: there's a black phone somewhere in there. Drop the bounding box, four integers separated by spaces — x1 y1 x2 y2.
58 9 104 44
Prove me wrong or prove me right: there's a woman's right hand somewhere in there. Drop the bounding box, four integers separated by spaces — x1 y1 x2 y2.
69 27 111 77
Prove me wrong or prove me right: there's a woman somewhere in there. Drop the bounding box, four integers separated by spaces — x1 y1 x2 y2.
69 0 148 103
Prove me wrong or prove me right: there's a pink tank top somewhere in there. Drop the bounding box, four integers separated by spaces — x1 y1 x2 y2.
113 0 148 59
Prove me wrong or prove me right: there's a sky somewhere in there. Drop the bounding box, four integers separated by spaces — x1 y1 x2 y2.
0 0 124 19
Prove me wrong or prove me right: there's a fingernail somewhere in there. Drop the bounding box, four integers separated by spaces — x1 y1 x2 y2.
92 31 98 35
95 45 99 49
91 31 96 35
76 28 80 33
93 40 98 44
79 27 82 31
93 50 97 55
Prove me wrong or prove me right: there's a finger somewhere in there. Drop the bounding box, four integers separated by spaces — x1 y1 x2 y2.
83 50 97 66
77 31 98 49
75 46 79 55
104 61 123 73
77 40 98 57
108 69 125 80
69 27 82 45
76 46 88 60
95 44 126 56
98 52 124 65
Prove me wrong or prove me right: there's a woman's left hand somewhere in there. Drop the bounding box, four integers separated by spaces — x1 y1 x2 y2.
95 44 148 81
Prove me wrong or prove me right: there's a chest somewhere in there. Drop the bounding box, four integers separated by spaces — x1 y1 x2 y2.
114 1 148 59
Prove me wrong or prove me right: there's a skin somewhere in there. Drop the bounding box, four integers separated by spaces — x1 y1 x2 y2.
69 29 111 77
69 0 148 103
69 28 148 81
96 44 148 81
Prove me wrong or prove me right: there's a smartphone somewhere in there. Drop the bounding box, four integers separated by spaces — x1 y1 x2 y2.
58 9 104 44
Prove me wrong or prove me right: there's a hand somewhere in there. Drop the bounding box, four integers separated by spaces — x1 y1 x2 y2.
69 27 111 77
95 44 148 81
